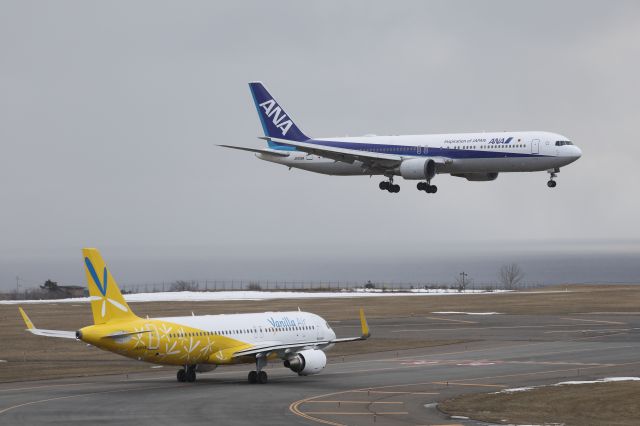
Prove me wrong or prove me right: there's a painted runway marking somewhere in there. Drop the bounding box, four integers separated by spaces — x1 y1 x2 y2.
562 317 626 325
0 382 103 393
0 384 183 415
544 328 630 334
431 382 505 388
390 322 624 332
304 411 408 415
351 390 438 395
305 400 404 404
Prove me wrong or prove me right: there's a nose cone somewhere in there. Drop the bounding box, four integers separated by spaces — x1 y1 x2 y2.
572 146 582 160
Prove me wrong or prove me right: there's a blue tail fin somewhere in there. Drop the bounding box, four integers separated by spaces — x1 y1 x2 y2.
249 82 309 145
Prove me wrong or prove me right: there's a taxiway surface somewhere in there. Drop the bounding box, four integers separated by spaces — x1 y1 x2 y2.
2 312 639 425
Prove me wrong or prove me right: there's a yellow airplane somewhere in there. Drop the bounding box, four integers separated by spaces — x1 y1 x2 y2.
19 248 370 384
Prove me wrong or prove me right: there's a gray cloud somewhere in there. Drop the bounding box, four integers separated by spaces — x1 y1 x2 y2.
1 1 639 289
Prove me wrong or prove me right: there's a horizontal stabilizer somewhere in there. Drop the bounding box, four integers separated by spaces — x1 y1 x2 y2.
19 307 77 339
218 144 290 157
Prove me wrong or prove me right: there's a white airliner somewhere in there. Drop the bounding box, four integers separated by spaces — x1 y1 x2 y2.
220 82 582 193
19 248 370 384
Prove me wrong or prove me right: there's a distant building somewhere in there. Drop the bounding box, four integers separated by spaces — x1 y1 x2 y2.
58 285 87 298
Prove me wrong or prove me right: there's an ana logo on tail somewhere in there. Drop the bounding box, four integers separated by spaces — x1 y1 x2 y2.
259 99 293 136
85 257 128 318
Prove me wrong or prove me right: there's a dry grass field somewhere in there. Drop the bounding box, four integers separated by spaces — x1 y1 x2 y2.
1 284 639 383
439 381 640 426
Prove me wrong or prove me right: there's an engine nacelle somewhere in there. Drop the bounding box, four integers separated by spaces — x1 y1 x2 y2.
452 172 499 181
398 158 436 180
284 349 327 376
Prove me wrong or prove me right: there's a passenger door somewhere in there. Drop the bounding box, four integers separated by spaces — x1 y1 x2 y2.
531 139 540 154
316 320 326 341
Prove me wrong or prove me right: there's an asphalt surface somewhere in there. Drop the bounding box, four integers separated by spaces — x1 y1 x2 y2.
2 312 639 426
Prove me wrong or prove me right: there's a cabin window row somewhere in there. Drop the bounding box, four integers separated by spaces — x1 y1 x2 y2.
168 325 316 338
454 144 527 150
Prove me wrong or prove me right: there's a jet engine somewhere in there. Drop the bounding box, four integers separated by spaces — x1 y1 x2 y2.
452 172 499 181
398 158 436 180
284 349 327 376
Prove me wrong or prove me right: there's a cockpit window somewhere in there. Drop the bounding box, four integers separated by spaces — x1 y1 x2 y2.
555 140 573 146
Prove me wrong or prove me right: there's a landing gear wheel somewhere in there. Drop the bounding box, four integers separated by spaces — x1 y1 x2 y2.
177 369 186 382
257 371 268 384
389 184 400 193
417 182 426 191
429 185 438 193
248 370 257 384
379 181 389 190
547 180 557 188
186 367 196 382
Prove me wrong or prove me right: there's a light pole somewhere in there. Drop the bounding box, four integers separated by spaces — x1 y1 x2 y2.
459 271 467 290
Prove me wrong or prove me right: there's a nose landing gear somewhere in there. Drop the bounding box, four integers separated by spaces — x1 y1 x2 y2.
547 168 559 188
417 181 437 194
379 178 400 193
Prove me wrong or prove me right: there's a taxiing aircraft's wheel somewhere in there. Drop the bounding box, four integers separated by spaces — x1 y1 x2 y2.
248 370 258 384
389 184 399 193
547 180 556 188
257 371 268 384
177 369 186 382
430 185 438 193
417 182 426 191
186 368 196 383
379 181 389 190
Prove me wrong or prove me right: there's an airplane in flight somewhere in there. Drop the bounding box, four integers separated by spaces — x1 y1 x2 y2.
19 248 370 384
220 82 582 194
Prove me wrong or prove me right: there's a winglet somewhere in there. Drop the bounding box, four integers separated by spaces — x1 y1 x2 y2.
359 308 370 339
19 307 35 330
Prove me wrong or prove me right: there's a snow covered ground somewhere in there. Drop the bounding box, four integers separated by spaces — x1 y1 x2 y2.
500 377 640 393
1 288 508 304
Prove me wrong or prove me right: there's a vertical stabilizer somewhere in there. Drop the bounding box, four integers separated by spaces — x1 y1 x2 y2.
83 248 138 325
249 82 309 144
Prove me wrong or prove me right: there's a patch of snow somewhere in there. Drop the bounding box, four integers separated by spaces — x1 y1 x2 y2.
501 386 535 393
450 415 470 420
0 289 509 305
432 311 502 315
499 377 640 394
556 377 640 385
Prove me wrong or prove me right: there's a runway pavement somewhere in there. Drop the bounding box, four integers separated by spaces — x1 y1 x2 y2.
1 312 639 425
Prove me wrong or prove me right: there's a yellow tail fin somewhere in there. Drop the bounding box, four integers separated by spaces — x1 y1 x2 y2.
83 248 138 324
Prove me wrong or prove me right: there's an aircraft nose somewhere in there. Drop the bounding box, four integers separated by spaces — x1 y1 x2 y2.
573 146 582 159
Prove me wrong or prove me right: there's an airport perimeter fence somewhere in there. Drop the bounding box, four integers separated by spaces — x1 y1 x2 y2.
115 279 547 294
0 279 549 300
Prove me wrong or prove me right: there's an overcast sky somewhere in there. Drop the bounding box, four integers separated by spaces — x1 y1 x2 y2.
1 1 639 290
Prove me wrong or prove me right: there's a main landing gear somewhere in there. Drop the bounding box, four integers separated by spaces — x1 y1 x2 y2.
417 181 437 194
177 365 197 383
248 370 268 384
379 178 400 193
547 168 559 188
248 354 268 384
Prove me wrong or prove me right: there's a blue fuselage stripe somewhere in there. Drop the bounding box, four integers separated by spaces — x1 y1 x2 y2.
302 139 547 159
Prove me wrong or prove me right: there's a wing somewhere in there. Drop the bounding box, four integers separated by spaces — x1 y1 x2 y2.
263 137 402 169
218 144 290 157
232 309 370 359
19 307 77 339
